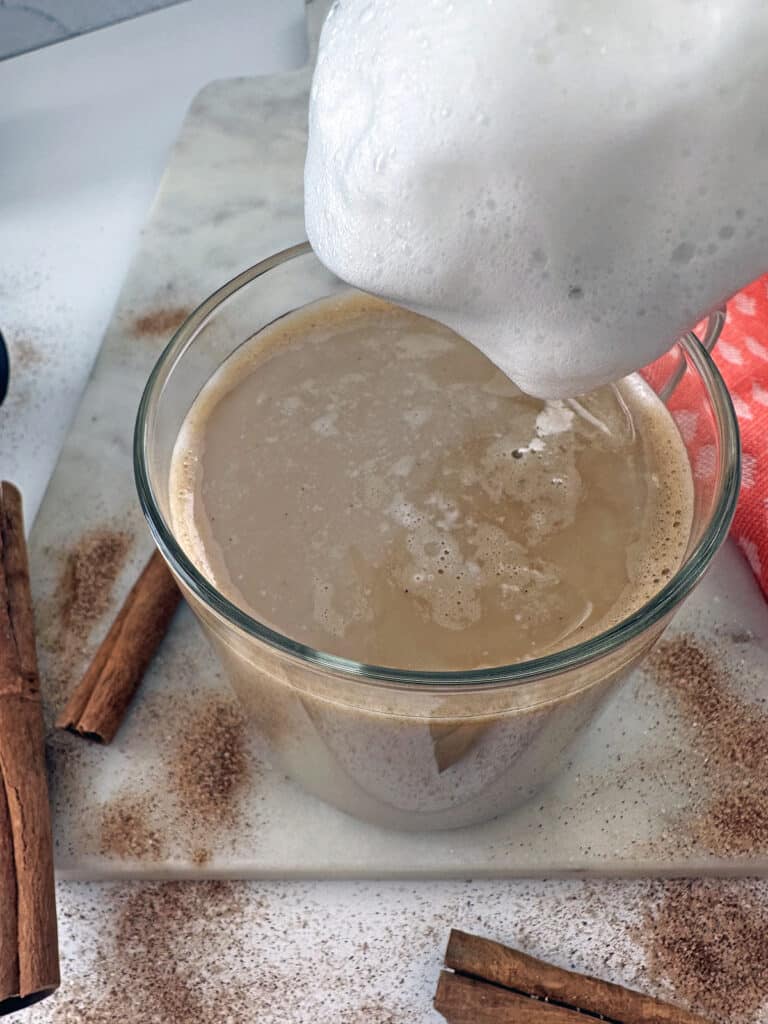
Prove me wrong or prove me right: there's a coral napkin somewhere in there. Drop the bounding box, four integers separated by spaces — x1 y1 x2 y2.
682 278 768 599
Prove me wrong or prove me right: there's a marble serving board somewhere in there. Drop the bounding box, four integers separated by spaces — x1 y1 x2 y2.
29 23 768 879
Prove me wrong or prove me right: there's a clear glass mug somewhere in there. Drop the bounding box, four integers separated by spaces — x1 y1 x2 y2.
135 243 740 831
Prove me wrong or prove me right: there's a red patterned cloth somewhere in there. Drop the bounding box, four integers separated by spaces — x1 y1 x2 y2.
713 278 768 597
677 278 768 599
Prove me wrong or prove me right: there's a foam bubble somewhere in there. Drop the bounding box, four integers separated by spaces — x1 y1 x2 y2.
311 411 339 436
305 1 768 397
535 401 575 436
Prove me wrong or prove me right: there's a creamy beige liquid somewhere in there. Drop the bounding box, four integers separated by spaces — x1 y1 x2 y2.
170 292 693 672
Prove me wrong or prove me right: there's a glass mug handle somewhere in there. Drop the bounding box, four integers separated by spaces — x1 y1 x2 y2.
659 306 727 404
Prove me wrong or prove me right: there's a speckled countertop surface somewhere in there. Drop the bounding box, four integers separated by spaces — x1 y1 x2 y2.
19 879 768 1022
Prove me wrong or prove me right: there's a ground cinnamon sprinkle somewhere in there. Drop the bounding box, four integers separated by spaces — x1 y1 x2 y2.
701 790 768 857
192 847 211 867
100 793 165 863
637 880 768 1023
56 530 133 643
648 634 768 857
51 883 251 1024
171 698 250 825
132 306 190 338
50 529 133 702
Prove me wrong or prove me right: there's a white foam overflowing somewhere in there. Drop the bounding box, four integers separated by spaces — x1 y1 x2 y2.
305 0 768 397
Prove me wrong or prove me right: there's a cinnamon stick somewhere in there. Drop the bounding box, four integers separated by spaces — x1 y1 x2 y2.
56 550 181 743
435 971 584 1023
440 929 713 1024
0 482 59 1014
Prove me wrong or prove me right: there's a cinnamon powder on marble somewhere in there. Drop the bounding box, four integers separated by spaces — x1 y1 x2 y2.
132 307 190 338
648 635 768 857
56 530 133 644
100 793 165 863
703 790 768 857
50 530 133 703
171 698 250 825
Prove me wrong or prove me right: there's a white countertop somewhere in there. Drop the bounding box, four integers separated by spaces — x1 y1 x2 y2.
21 877 768 1023
4 6 767 1022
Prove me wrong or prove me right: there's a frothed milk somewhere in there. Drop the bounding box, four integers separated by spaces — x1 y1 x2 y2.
169 292 694 827
305 1 768 397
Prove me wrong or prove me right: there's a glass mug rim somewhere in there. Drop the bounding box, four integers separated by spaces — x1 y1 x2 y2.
134 241 741 690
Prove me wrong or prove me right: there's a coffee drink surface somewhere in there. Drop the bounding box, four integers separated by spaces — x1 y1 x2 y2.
170 292 693 672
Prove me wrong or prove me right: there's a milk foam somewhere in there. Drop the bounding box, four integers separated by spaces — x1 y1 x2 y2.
305 1 768 397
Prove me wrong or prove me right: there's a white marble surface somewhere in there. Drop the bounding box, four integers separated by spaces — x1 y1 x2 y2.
39 535 768 880
26 20 768 881
6 5 768 1022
